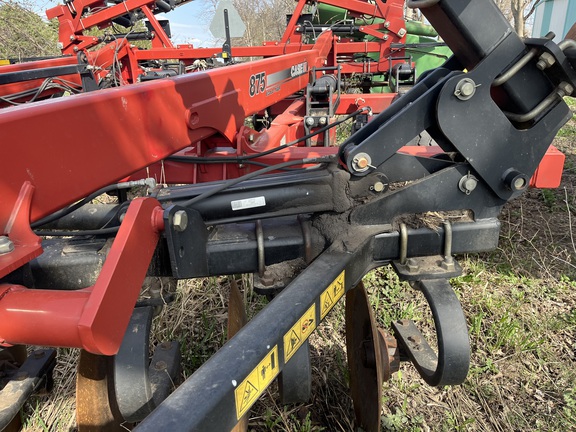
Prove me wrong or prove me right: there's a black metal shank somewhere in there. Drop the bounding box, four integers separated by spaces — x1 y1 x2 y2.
392 279 470 386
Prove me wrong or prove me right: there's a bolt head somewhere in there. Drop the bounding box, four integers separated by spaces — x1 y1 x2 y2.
305 117 315 126
318 117 327 126
160 341 173 350
172 210 188 232
154 360 167 371
0 236 14 255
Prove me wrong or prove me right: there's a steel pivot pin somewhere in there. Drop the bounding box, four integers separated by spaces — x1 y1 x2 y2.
352 152 375 173
454 78 477 101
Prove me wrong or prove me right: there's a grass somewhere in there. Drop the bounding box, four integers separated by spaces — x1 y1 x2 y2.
16 106 576 432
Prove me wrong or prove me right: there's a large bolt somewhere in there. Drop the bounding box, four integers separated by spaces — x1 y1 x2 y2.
454 78 477 101
172 210 188 232
0 236 14 255
305 117 315 127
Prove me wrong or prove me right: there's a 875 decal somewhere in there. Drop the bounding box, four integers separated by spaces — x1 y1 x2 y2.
249 72 266 97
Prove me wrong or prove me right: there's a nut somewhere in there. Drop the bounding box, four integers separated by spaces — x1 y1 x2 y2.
536 52 556 70
406 258 419 272
559 82 574 97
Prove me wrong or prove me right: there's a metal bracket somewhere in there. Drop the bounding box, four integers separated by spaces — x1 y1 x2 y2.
391 279 470 386
392 222 462 280
115 306 181 422
278 340 312 405
163 205 209 278
0 348 57 429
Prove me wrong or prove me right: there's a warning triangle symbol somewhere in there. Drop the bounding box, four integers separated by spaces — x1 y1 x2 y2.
288 329 301 353
323 291 333 311
240 380 258 412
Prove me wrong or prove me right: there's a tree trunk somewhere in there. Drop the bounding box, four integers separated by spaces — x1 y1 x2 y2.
510 0 524 37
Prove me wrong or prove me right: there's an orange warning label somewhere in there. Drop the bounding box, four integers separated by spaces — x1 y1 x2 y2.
283 304 316 362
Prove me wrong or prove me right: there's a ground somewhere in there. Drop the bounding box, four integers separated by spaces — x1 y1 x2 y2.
20 104 576 432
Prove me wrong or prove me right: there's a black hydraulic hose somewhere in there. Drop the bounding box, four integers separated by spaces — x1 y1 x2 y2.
31 179 154 229
31 184 120 229
34 227 120 236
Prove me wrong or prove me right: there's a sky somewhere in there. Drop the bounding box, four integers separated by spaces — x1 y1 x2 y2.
31 0 219 47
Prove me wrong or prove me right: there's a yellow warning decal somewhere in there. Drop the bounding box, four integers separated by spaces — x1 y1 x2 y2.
283 303 316 362
234 345 279 419
0 60 10 66
320 270 345 319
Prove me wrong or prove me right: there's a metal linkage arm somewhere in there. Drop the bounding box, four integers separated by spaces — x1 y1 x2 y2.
0 198 164 355
342 0 575 202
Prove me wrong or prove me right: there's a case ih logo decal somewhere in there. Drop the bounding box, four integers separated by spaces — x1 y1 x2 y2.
290 61 308 78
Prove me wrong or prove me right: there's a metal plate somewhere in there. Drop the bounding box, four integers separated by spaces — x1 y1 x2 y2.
345 282 382 432
76 350 126 431
228 279 249 432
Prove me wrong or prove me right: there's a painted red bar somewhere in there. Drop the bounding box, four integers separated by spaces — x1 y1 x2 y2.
0 198 164 355
399 145 565 189
0 33 333 234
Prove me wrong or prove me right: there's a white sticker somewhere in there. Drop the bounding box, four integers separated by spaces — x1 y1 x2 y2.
231 196 266 211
